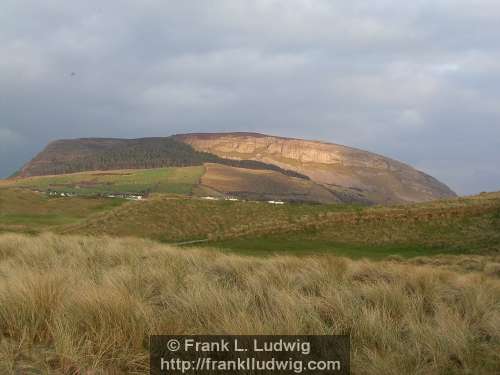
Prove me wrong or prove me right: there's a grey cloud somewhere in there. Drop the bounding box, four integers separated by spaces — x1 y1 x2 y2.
1 0 500 194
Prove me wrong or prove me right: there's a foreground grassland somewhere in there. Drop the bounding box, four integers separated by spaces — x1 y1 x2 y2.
0 234 498 374
4 166 205 195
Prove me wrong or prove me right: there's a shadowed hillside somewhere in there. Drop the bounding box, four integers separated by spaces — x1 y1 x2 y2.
17 137 307 179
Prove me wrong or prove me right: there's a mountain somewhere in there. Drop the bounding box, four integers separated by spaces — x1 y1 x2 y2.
15 132 456 204
174 132 456 204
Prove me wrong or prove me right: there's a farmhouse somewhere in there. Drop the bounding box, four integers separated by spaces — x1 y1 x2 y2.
127 195 143 201
104 193 145 200
268 200 285 205
47 191 76 198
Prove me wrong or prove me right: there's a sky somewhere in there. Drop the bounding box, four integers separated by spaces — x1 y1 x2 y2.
1 1 500 195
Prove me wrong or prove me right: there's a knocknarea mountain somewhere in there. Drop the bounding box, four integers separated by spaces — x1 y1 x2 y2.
15 132 456 205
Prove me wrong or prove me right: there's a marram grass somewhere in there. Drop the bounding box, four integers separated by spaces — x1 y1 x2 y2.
0 233 499 374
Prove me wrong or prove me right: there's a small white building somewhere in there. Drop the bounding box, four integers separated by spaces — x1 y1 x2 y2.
268 200 285 205
127 195 144 201
201 196 219 200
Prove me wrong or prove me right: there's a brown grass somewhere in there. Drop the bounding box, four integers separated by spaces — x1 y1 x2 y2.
0 233 499 374
200 163 339 203
60 192 500 257
390 253 500 275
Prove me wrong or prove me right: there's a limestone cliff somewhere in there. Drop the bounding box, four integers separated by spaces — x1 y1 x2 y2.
174 132 456 204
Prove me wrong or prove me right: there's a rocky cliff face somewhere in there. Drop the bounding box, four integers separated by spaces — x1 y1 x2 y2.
174 133 456 204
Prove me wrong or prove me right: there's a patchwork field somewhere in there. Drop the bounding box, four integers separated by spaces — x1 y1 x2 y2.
5 163 373 204
0 188 125 234
4 166 205 196
0 234 498 374
199 163 341 203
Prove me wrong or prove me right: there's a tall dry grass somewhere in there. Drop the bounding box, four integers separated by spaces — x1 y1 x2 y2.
0 233 499 374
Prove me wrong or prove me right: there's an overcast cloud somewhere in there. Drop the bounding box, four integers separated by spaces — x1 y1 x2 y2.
1 0 500 194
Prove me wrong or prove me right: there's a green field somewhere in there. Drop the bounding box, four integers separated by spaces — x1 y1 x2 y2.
211 237 448 259
0 188 126 233
1 184 499 259
5 166 205 195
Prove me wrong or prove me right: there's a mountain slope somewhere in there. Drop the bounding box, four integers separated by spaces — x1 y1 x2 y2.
174 132 456 204
6 166 205 196
17 137 306 179
198 163 343 203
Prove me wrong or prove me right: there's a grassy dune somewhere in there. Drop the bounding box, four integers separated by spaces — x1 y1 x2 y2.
2 186 499 258
64 192 500 258
0 234 498 374
62 195 357 243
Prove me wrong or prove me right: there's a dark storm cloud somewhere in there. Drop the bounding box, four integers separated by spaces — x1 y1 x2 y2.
1 0 500 194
